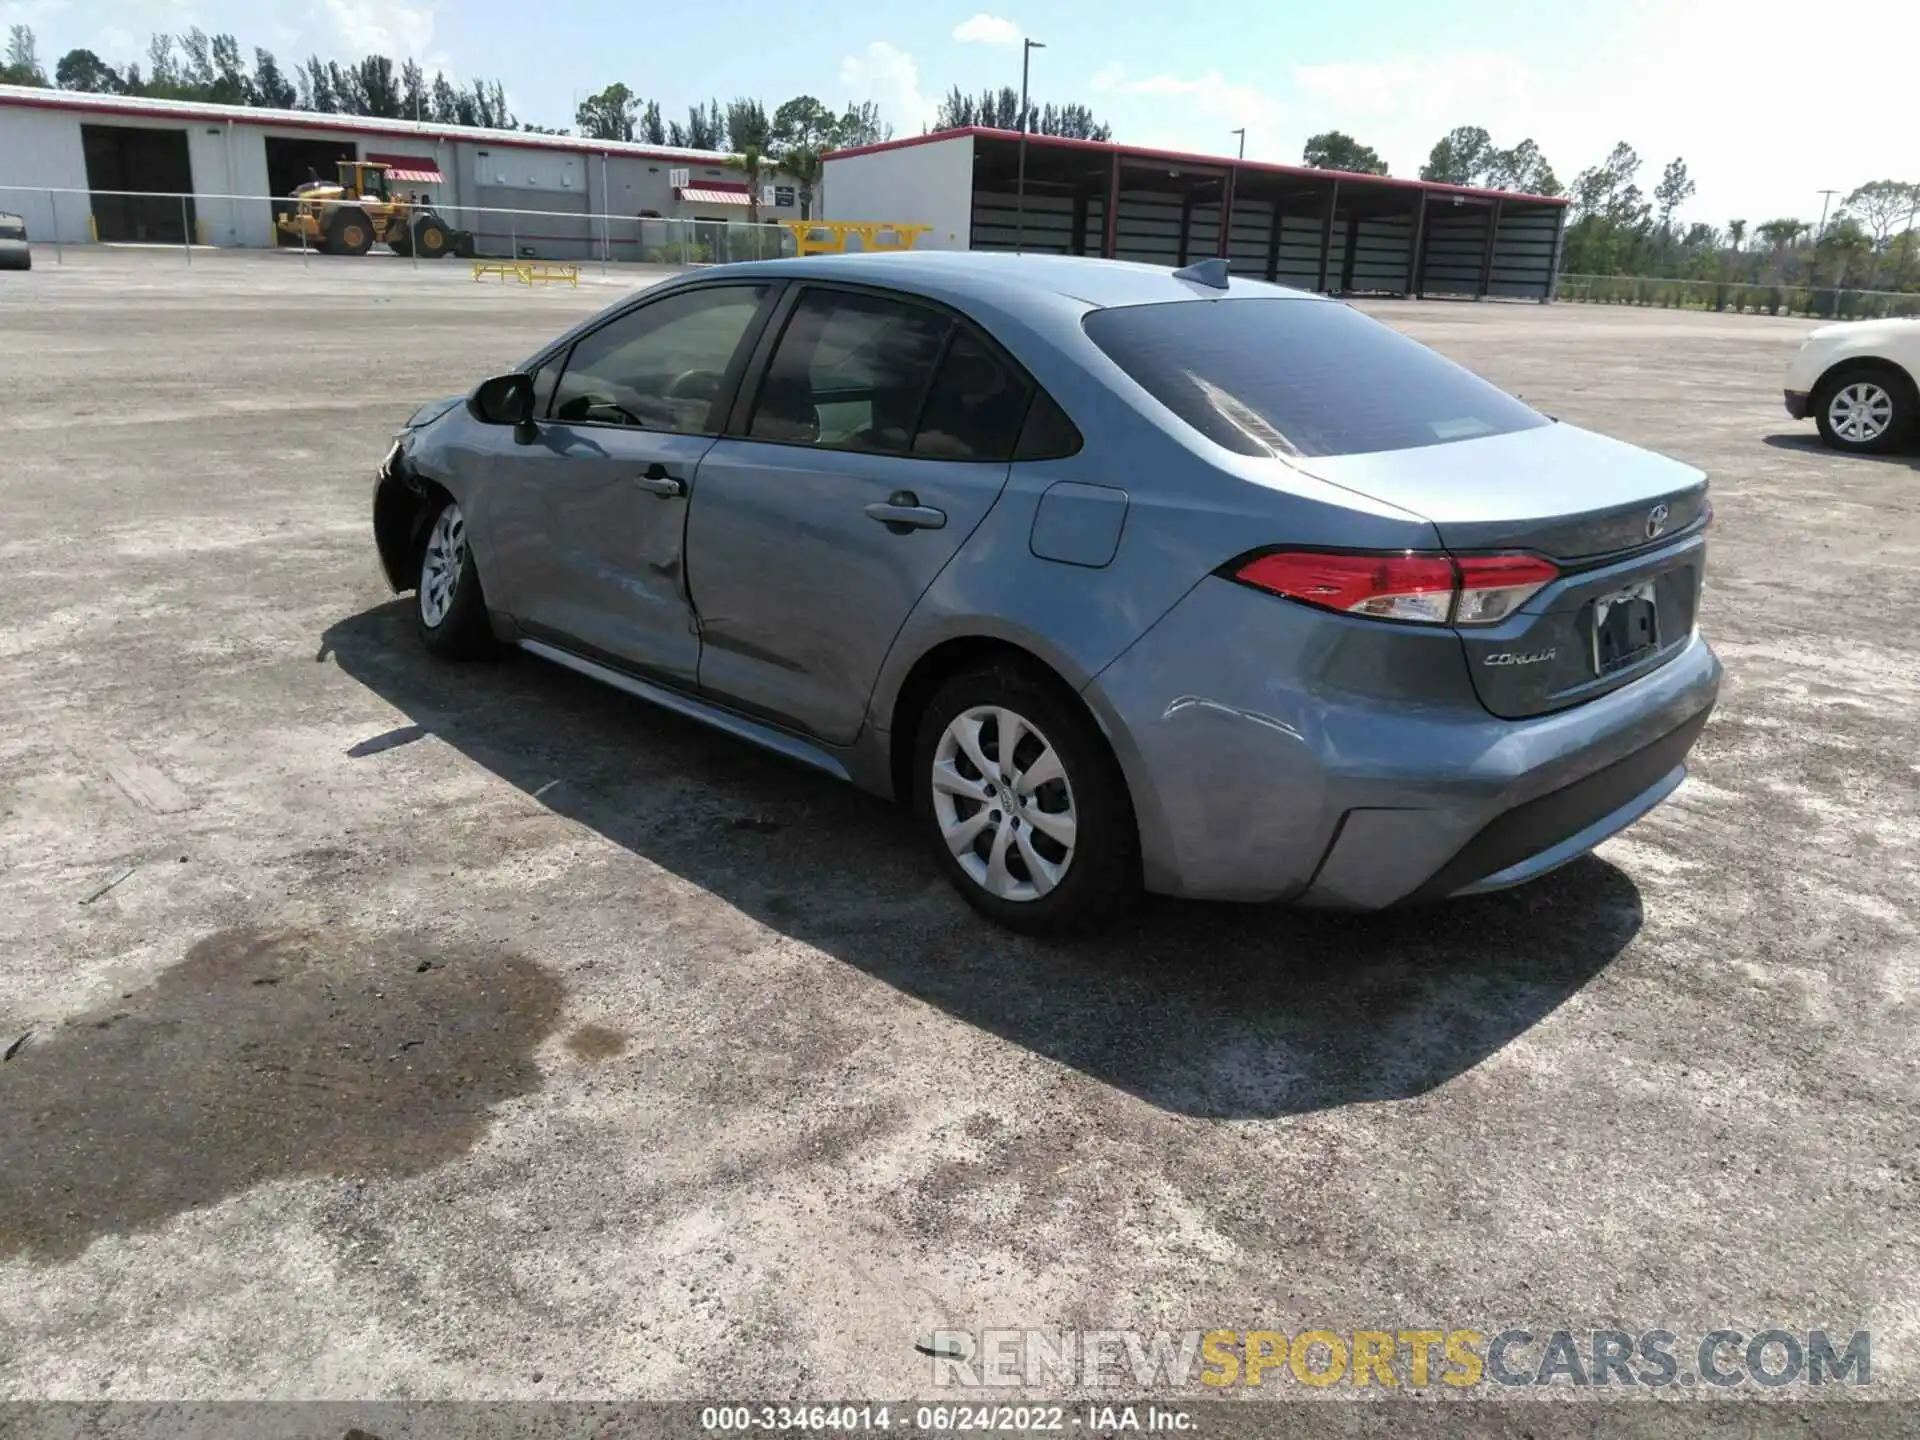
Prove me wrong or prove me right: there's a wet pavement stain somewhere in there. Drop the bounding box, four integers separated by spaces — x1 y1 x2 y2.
564 1024 628 1061
0 924 564 1263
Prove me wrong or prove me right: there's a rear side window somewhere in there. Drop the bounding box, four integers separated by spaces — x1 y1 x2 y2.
1014 390 1083 460
750 289 950 454
911 330 1032 461
1082 297 1550 458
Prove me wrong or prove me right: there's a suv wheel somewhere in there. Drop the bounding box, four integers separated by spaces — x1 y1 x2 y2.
1815 368 1915 453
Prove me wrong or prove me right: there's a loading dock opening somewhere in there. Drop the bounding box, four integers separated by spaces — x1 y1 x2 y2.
265 136 359 243
828 129 1569 301
81 124 195 244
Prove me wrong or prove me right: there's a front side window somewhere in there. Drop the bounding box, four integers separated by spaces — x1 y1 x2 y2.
748 289 951 454
551 284 770 432
1083 296 1550 458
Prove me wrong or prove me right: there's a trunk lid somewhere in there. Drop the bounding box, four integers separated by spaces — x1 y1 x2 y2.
1297 423 1710 718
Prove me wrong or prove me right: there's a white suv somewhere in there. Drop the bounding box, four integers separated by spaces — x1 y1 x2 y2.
1784 317 1920 453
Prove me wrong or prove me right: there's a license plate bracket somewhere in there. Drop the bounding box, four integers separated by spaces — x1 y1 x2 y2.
1592 580 1660 674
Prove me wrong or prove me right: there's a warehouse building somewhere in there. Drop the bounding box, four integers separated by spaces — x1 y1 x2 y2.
822 128 1569 300
0 84 805 259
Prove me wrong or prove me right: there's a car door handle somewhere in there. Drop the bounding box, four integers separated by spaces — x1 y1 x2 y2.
864 493 947 531
635 464 685 498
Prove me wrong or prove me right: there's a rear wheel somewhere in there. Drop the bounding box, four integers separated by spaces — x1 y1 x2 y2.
1814 365 1915 453
327 208 374 257
912 662 1138 933
415 499 493 659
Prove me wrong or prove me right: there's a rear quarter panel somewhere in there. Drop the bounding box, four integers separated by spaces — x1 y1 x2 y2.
863 296 1443 742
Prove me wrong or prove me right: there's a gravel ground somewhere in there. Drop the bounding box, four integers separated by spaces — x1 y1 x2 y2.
1 246 1915 1407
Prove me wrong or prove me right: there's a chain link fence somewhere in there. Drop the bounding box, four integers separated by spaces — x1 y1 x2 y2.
0 185 802 270
1557 272 1920 320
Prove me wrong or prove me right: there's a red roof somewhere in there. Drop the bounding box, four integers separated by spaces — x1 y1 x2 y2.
825 127 1569 206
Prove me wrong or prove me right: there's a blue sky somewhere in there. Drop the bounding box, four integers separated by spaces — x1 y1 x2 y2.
6 0 1917 227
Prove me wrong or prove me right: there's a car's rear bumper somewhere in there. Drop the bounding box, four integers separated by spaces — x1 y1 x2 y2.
1784 388 1812 419
1085 575 1722 908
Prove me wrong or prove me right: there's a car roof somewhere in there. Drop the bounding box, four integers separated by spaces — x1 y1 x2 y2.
696 250 1322 310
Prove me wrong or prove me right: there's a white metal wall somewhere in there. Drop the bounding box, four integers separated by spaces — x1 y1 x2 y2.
0 94 806 255
0 104 91 241
820 136 974 250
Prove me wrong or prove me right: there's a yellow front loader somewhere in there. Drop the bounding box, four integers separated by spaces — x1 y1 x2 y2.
275 161 470 259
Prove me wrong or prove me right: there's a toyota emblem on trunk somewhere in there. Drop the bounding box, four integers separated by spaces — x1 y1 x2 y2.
1645 503 1671 539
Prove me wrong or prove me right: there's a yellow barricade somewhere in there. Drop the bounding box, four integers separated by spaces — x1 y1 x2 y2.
780 221 932 257
471 259 581 289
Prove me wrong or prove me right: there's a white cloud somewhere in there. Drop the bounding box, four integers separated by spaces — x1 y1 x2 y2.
323 0 434 58
839 40 935 134
951 12 1020 47
1277 0 1918 225
1286 51 1540 176
1088 62 1286 157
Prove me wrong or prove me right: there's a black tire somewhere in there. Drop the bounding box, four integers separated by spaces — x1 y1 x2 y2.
912 660 1139 934
327 208 375 257
414 497 493 660
1813 364 1916 454
414 217 450 259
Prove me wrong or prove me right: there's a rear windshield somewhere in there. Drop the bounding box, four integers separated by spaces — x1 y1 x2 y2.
0 218 23 240
1082 297 1550 458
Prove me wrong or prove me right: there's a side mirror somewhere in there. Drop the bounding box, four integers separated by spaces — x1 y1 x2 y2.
469 372 535 428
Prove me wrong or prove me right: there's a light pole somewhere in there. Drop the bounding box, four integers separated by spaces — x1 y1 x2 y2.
1815 189 1839 239
1015 37 1045 254
1231 128 1245 159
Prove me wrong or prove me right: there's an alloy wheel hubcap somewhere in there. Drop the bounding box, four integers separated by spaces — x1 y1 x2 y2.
419 503 466 627
931 705 1077 902
1829 382 1893 442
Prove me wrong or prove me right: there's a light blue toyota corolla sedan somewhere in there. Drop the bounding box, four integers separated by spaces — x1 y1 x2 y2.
372 251 1721 932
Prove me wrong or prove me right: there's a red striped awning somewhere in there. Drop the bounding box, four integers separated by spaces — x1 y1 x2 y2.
677 185 750 205
366 153 443 184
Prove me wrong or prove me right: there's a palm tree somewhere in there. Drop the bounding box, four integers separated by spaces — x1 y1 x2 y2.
727 143 768 226
781 146 825 221
1755 218 1807 282
1817 218 1872 291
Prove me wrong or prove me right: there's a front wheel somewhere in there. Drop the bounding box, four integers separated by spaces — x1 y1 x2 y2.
415 498 493 659
1814 368 1915 453
327 208 374 257
912 663 1139 933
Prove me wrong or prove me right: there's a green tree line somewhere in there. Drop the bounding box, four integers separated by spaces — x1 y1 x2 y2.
930 86 1111 140
1305 118 1919 293
4 22 526 129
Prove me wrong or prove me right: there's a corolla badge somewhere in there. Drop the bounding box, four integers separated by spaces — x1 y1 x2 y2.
1645 502 1671 539
1483 649 1557 667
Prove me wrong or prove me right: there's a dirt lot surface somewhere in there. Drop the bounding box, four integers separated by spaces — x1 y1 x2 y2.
1 247 1915 1404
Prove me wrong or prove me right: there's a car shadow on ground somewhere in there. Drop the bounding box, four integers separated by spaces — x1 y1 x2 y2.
1762 432 1920 467
321 602 1646 1120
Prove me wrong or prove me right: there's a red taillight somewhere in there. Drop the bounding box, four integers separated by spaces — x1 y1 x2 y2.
1234 551 1458 624
1233 549 1559 626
